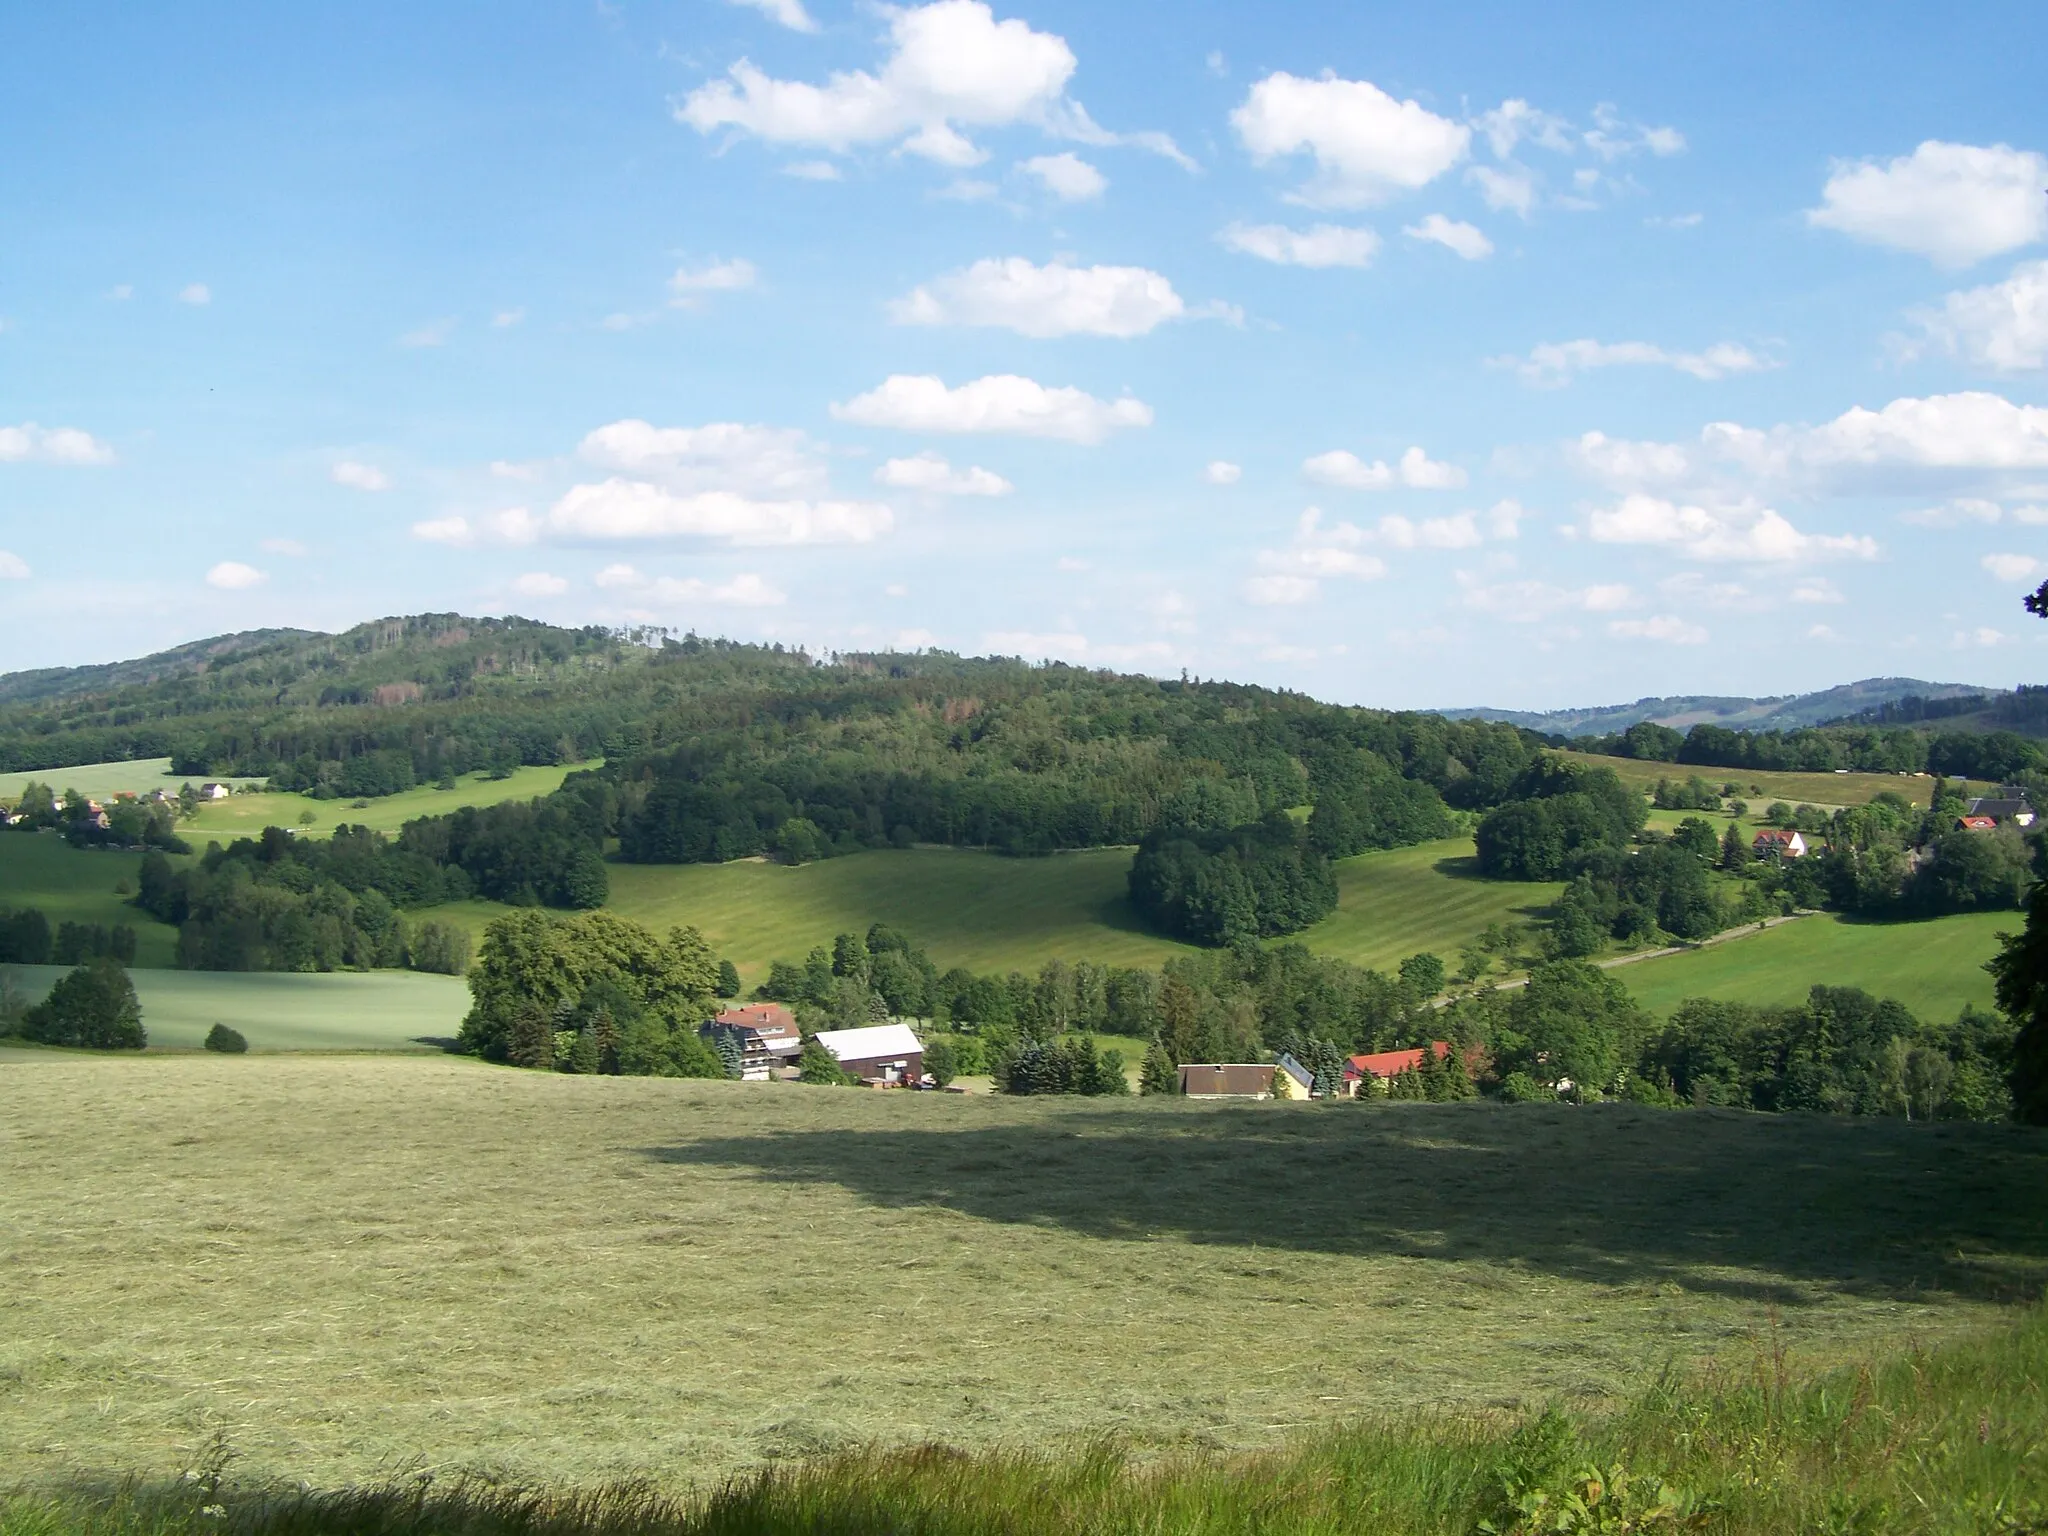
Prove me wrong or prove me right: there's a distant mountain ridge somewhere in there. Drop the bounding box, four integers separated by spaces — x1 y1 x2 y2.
0 627 317 706
1439 678 2002 738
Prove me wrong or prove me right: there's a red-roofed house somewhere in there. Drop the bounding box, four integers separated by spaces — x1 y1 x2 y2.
700 1003 803 1080
1342 1041 1451 1098
1956 815 1999 832
1751 828 1807 858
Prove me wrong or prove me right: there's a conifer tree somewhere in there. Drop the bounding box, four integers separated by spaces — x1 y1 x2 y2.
1140 1041 1179 1095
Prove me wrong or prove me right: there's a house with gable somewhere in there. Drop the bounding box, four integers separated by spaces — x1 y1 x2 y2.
1342 1041 1453 1098
813 1022 924 1085
1966 787 2036 827
1751 828 1807 859
700 1002 803 1080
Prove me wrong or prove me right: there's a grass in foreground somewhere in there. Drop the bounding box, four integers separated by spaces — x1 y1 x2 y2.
7 1303 2047 1533
2 1056 2042 1490
4 965 466 1050
1620 910 2009 1020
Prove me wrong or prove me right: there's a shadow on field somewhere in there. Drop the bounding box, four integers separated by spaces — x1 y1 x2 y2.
644 1102 2048 1303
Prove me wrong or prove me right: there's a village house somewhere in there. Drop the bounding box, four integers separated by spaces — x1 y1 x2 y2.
1342 1042 1452 1098
1178 1062 1276 1098
1751 828 1807 858
700 1002 803 1080
1272 1053 1314 1100
197 782 232 800
1956 814 1999 832
813 1022 923 1085
1966 788 2036 827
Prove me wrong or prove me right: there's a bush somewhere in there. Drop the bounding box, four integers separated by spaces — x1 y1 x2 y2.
923 1037 959 1088
1496 1070 1550 1103
798 1038 852 1084
407 920 472 975
22 959 145 1050
204 1022 249 1053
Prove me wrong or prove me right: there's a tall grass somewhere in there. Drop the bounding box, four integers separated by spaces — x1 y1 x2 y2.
9 1305 2043 1536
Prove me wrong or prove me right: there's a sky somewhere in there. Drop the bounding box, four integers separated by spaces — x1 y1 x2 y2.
4 1 2048 710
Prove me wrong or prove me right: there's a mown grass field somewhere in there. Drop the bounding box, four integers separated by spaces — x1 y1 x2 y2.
0 757 264 804
6 964 466 1050
1619 909 2009 1021
1568 751 1934 810
182 762 596 839
0 833 176 964
1 1055 2042 1489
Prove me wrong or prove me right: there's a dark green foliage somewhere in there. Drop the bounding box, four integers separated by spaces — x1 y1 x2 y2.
460 909 719 1070
1140 1041 1178 1094
1397 951 1445 1001
1128 811 1337 945
22 958 145 1049
998 1034 1129 1095
715 959 742 998
922 1036 958 1088
1670 816 1720 861
1493 961 1651 1099
1651 773 1721 810
1990 877 2048 1124
798 1037 852 1085
407 921 472 975
53 920 137 965
0 906 53 964
204 1022 248 1053
1304 748 1454 858
1474 763 1645 881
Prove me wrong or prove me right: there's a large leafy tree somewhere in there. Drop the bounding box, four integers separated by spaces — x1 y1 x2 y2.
1992 584 2048 1122
22 959 145 1050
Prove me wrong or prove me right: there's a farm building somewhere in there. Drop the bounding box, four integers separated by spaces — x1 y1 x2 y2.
197 782 232 800
1966 791 2035 826
1272 1054 1314 1100
1751 828 1807 858
1342 1042 1452 1097
1956 815 1999 832
813 1023 923 1085
700 1003 802 1080
1179 1063 1276 1098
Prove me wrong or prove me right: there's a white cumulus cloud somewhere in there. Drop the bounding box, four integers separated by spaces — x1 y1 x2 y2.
512 572 569 597
890 257 1184 337
676 0 1184 169
1502 338 1772 386
178 283 211 306
1231 72 1469 207
578 419 824 495
205 561 266 590
0 551 29 579
1246 508 1389 604
1019 152 1105 200
1587 493 1878 563
832 373 1152 442
730 0 818 32
410 508 545 547
874 451 1013 495
1204 460 1242 485
1218 221 1379 268
1917 259 2048 372
1459 575 1636 623
1808 141 2048 267
1983 552 2043 582
670 258 759 302
549 481 893 545
1403 213 1492 259
1302 444 1466 490
330 460 390 492
0 423 114 465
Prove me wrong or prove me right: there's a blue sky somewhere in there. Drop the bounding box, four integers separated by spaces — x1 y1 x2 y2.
4 1 2047 708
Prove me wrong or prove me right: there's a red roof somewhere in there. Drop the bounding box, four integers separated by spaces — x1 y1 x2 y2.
1345 1041 1450 1080
712 1003 798 1037
1958 815 1998 830
1752 827 1801 844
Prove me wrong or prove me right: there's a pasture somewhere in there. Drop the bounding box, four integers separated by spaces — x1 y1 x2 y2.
0 757 264 804
6 964 466 1050
1567 752 1934 810
0 832 176 965
1 1055 2042 1488
182 762 597 839
1619 909 2009 1021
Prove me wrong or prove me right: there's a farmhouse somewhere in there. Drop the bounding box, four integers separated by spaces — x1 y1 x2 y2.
1956 815 1999 832
197 782 231 800
1272 1053 1314 1100
1751 828 1807 858
1342 1042 1452 1097
700 1003 802 1080
1966 790 2035 826
813 1022 923 1085
1178 1063 1276 1098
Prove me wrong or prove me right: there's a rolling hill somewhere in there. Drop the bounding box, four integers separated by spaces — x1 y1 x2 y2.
1439 676 2001 737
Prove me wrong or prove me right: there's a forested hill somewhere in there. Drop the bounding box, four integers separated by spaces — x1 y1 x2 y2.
0 626 316 706
1441 677 2000 737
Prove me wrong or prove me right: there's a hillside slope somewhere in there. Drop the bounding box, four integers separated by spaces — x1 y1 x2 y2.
1440 677 1998 736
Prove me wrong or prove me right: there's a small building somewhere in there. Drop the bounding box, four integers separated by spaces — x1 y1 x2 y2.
1956 815 1999 832
701 1002 803 1080
1966 792 2035 827
197 782 232 800
814 1022 924 1085
1342 1042 1452 1097
1178 1062 1276 1098
1272 1053 1314 1100
1751 828 1807 859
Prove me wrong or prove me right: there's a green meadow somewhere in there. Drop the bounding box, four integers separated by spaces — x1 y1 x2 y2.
180 762 596 839
0 757 265 803
2 1054 2042 1492
6 964 466 1051
0 833 175 964
1618 908 2009 1021
1571 752 1935 810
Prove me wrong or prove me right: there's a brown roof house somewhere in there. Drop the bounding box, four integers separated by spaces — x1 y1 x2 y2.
1178 1063 1277 1098
814 1023 924 1086
1751 828 1807 858
701 1003 803 1080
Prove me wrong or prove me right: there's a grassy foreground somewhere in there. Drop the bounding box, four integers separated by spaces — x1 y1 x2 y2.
2 1056 2043 1494
6 1304 2046 1533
